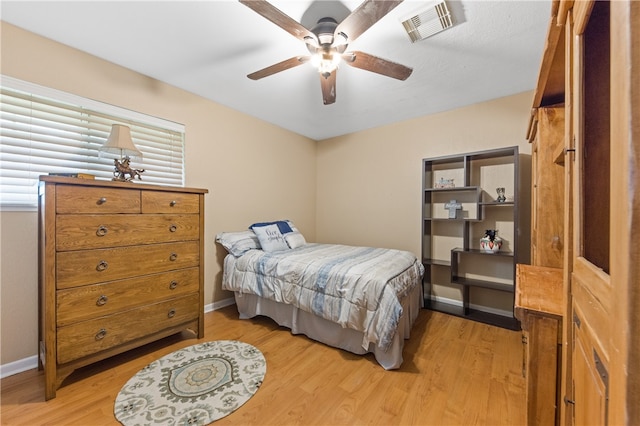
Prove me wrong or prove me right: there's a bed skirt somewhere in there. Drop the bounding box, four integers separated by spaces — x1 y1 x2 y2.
232 283 423 369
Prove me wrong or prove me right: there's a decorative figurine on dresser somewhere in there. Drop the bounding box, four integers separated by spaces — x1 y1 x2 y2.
38 176 208 399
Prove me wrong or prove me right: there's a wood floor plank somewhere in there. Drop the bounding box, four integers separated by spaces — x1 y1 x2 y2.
1 306 526 425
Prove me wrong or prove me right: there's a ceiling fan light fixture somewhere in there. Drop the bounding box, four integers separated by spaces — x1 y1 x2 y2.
334 32 348 46
310 51 341 76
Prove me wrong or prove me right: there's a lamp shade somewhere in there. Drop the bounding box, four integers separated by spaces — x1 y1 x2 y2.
101 124 142 158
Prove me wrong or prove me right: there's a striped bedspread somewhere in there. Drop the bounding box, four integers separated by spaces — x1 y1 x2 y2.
222 243 424 351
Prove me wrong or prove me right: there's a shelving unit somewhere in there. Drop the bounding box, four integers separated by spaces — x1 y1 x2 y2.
421 146 525 330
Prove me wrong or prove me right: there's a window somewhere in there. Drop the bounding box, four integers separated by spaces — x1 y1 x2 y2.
0 76 185 210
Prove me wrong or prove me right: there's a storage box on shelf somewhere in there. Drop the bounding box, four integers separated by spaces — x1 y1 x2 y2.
421 146 527 330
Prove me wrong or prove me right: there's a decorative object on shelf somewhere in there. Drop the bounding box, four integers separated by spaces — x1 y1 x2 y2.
435 177 456 189
480 229 503 253
496 187 506 202
100 124 145 182
444 200 462 219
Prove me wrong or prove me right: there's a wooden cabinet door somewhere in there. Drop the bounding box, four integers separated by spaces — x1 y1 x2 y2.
568 2 613 424
531 106 564 268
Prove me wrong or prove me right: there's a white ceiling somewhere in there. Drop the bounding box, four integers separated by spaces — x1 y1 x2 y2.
1 0 551 140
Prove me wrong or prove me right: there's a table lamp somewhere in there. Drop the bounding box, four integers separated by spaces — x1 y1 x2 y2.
100 124 145 182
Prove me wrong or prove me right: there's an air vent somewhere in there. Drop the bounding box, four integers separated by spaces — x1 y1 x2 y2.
401 1 453 43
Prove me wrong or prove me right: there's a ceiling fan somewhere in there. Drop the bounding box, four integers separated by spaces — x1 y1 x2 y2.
240 0 413 105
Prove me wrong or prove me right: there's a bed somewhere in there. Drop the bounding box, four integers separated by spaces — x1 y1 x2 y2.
216 221 424 369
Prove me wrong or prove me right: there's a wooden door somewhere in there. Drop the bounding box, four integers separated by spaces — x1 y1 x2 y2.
608 1 640 424
569 1 611 424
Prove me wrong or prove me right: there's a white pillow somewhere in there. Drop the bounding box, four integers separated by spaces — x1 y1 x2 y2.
252 224 290 252
285 231 306 249
215 231 261 257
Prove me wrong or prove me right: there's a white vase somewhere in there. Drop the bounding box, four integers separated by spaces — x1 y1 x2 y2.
480 230 502 253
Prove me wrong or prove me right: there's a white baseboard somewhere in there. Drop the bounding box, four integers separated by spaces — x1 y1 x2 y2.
429 294 513 318
205 296 235 313
1 298 237 380
0 355 38 379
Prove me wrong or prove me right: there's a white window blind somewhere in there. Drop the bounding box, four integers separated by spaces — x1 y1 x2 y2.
0 76 185 210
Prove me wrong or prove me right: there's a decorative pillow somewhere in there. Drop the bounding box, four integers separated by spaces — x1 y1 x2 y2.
285 220 299 233
285 231 306 249
249 220 294 234
215 231 261 257
251 224 290 252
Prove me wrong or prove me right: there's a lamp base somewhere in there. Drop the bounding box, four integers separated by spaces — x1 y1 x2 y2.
112 157 145 182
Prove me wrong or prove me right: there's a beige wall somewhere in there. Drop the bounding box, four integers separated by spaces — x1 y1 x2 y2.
316 93 533 255
0 21 534 369
0 22 317 365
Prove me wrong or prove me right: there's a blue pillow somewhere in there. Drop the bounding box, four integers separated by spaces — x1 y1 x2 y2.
249 220 294 234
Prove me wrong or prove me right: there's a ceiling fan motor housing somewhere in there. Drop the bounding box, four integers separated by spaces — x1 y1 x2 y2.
313 17 338 44
308 17 348 54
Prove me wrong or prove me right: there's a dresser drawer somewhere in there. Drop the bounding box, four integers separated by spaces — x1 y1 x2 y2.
56 241 200 289
56 267 200 326
56 185 141 214
57 293 200 364
56 214 200 251
142 191 199 214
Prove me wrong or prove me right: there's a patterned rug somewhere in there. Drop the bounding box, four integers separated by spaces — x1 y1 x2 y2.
114 340 266 425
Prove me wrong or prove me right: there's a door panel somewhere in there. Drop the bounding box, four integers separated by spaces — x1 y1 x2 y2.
570 2 611 425
573 308 607 426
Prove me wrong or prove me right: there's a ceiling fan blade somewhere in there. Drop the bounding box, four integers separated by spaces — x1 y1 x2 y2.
335 0 404 43
320 71 337 105
239 0 317 43
343 51 412 80
248 56 310 80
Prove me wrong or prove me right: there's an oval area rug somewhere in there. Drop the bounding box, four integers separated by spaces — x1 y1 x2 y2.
114 340 266 425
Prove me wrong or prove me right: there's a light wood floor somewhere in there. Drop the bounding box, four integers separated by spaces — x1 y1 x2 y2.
1 306 526 425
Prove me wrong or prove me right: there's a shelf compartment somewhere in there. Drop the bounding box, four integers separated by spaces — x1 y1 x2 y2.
422 258 451 267
424 187 481 220
424 217 483 222
424 300 520 330
424 186 479 193
478 201 515 206
450 276 515 293
451 248 515 292
451 247 514 257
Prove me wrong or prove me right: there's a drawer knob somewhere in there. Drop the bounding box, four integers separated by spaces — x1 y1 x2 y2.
96 260 109 272
96 225 108 237
169 224 177 233
170 200 177 207
169 281 178 290
169 253 178 261
97 197 107 205
168 309 176 318
95 329 107 340
96 295 109 306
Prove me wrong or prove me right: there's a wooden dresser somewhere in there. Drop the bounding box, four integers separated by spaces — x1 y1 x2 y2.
38 176 208 400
